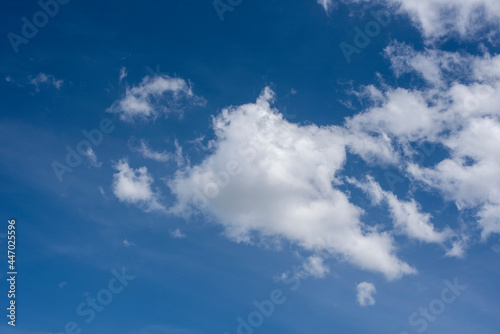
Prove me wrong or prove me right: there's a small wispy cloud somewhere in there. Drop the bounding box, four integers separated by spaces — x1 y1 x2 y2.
170 228 186 239
357 282 376 307
123 239 135 247
129 137 171 162
29 73 63 91
107 75 205 122
84 148 102 167
119 66 128 82
317 0 334 13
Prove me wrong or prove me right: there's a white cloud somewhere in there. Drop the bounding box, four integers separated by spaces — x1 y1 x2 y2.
333 0 500 42
357 282 376 307
173 139 188 167
29 73 63 91
129 138 171 162
391 0 500 41
169 88 416 280
317 0 334 12
302 256 330 278
349 176 453 244
123 239 135 247
445 235 469 258
107 75 205 122
384 42 470 86
111 46 500 281
84 148 102 167
112 159 165 212
119 66 128 82
170 228 186 239
346 45 500 241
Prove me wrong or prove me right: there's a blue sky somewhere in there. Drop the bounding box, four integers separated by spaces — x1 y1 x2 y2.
1 0 500 333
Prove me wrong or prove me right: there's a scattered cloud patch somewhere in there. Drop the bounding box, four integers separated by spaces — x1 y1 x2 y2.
84 148 102 167
170 228 186 239
129 137 171 162
390 0 500 41
333 0 500 42
357 282 376 307
112 159 165 212
107 75 205 122
445 235 469 258
348 176 453 244
123 239 135 247
345 45 500 241
119 66 128 82
301 256 330 278
28 73 63 91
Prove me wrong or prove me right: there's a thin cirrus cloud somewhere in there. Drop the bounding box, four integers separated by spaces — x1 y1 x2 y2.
107 74 206 122
129 137 172 163
348 176 455 246
119 66 128 82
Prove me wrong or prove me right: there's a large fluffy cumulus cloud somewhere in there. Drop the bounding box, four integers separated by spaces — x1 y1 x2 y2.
168 88 416 280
